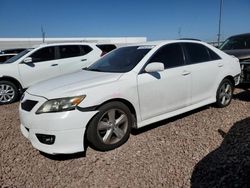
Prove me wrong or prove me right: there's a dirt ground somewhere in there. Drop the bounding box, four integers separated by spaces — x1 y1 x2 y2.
1 88 250 188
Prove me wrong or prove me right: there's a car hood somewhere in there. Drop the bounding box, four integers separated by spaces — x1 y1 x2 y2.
223 49 250 61
27 70 123 99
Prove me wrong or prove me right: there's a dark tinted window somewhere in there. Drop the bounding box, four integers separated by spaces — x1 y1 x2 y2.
5 49 32 64
207 48 221 60
59 45 81 59
30 47 55 62
0 55 16 62
184 43 210 64
87 46 152 73
149 43 184 69
220 36 250 50
97 44 116 54
80 45 92 55
2 48 26 54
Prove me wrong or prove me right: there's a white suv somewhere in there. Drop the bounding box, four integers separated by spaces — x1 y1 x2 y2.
0 43 115 104
19 40 241 155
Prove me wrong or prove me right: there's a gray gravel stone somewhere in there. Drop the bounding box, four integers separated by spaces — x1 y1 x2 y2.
0 88 249 187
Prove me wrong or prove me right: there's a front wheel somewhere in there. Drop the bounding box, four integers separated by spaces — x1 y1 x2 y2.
86 101 132 151
0 81 19 105
215 79 234 108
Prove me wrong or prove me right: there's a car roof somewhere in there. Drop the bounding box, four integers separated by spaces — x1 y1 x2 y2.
32 42 98 48
228 33 250 38
126 39 207 47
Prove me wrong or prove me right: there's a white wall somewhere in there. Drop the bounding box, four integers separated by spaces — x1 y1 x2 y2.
0 37 147 50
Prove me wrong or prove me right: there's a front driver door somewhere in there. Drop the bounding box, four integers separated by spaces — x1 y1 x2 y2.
18 46 61 88
137 43 191 121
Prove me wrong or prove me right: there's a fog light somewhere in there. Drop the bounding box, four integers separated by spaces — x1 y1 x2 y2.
36 134 55 145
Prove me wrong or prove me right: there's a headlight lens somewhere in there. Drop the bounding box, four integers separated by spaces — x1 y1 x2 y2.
36 95 86 114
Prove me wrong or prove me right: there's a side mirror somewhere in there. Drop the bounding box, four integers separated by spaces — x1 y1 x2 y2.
23 57 32 64
145 62 164 73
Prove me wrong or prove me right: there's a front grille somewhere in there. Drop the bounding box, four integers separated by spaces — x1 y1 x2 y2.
21 100 38 111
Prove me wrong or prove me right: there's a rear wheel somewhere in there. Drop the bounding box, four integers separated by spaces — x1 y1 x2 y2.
86 102 132 151
215 79 233 108
0 81 19 105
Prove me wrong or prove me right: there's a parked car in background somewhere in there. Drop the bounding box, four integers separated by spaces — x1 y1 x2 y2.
0 48 26 54
19 40 241 155
220 33 250 83
0 43 116 104
0 53 17 63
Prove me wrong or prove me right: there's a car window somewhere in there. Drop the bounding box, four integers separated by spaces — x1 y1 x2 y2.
30 47 55 63
184 43 210 64
59 45 81 59
2 48 26 54
0 56 8 62
0 55 15 62
207 48 221 60
220 36 250 50
96 44 116 55
87 46 152 73
80 45 93 55
4 49 32 64
149 43 184 69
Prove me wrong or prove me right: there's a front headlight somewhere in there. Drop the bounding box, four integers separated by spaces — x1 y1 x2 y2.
36 95 86 114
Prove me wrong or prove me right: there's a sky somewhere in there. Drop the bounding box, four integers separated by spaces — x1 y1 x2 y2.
0 0 250 42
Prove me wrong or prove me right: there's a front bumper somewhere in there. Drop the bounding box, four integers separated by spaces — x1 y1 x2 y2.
19 92 98 155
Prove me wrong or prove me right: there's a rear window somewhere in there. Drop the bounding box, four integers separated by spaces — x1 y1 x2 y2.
184 43 210 64
59 45 81 59
80 45 92 55
96 44 117 55
207 48 221 60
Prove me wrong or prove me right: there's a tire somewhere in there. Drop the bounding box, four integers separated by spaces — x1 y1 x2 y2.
0 81 19 105
215 79 234 108
86 101 132 151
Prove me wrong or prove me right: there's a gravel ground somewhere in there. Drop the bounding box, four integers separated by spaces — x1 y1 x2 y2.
1 88 249 188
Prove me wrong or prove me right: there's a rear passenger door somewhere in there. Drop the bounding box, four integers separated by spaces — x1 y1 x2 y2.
57 45 96 75
182 43 222 105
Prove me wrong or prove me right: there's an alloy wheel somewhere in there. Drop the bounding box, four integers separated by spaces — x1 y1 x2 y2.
97 109 129 145
218 82 232 106
0 84 15 103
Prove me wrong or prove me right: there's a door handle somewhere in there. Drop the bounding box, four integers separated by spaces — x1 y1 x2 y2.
182 70 191 76
218 63 224 67
51 64 58 66
81 59 87 61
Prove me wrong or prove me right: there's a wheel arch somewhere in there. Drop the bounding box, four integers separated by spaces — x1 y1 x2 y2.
97 98 138 128
222 75 235 86
0 76 23 93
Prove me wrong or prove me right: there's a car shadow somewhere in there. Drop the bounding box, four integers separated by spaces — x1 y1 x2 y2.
40 151 86 161
131 105 209 135
234 86 250 102
191 118 250 187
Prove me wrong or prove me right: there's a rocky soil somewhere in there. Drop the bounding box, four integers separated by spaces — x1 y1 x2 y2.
1 88 250 187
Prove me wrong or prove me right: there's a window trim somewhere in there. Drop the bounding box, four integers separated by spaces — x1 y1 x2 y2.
29 46 56 63
181 42 218 65
139 43 186 74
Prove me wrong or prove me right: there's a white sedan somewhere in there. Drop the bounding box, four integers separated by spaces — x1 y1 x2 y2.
19 40 241 154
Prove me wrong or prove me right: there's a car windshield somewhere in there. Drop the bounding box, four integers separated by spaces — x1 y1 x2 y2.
4 48 33 64
220 36 250 50
86 46 153 73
